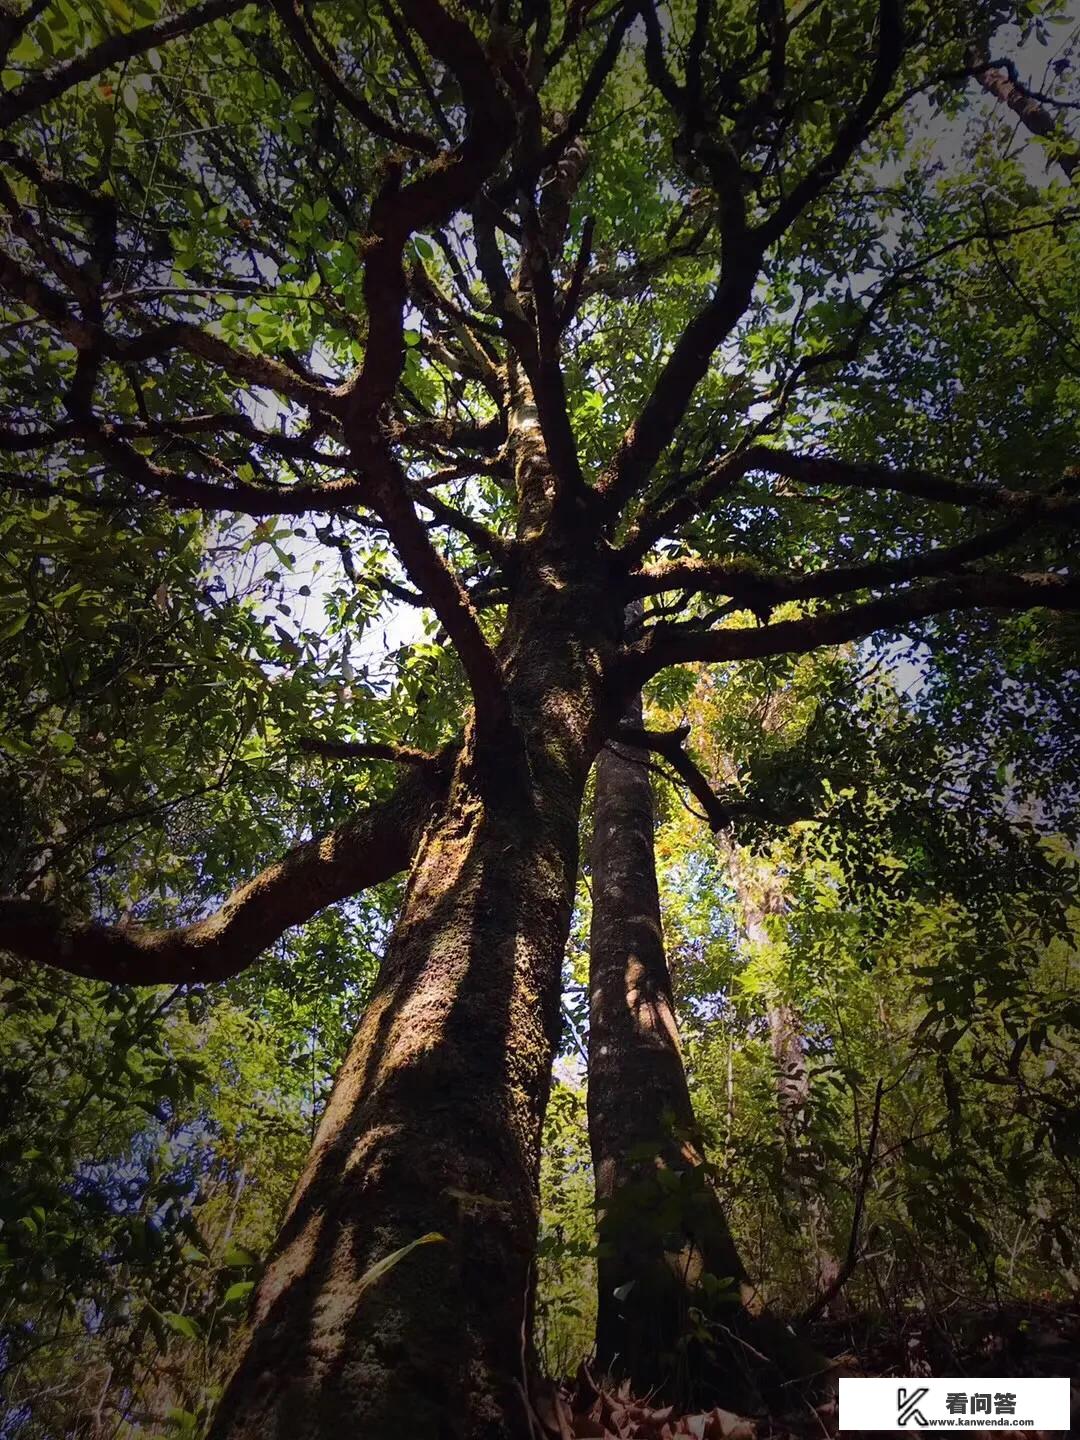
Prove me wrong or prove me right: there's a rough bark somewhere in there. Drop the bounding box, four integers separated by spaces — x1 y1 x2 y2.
587 692 753 1404
207 757 568 1438
208 541 621 1440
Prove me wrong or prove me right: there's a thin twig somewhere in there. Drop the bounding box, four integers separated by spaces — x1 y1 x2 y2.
799 1077 885 1324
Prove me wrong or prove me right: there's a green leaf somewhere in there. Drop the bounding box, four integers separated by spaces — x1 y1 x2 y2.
222 1243 258 1268
162 1312 202 1342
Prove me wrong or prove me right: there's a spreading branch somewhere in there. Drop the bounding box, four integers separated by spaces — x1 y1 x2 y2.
611 723 736 830
0 0 247 131
597 266 757 517
611 723 801 830
755 0 905 246
356 439 511 743
340 0 515 427
0 760 447 986
630 516 1045 606
624 571 1080 683
297 737 439 766
32 421 373 518
271 0 438 156
736 445 1080 514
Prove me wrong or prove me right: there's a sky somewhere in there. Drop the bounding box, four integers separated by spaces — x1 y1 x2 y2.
230 4 1079 713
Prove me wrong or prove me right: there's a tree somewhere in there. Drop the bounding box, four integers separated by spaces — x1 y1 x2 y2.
1 0 1078 1435
587 688 754 1406
650 643 1080 1322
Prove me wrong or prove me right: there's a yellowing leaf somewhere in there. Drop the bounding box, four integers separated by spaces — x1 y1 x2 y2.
356 1232 445 1302
105 0 134 26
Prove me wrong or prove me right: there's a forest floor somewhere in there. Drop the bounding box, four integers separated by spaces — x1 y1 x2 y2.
540 1300 1079 1439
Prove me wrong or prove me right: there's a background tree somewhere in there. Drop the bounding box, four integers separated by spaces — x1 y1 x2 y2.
0 0 1078 1436
587 690 756 1409
651 645 1080 1325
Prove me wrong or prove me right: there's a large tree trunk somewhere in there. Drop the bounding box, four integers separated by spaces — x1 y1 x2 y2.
587 694 753 1404
208 743 578 1440
208 538 620 1439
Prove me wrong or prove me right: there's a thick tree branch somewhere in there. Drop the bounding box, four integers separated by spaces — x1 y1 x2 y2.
630 516 1041 606
409 482 512 563
520 139 593 512
755 0 905 246
535 2 635 174
597 265 757 517
118 319 340 413
52 419 370 517
297 737 439 766
0 242 96 347
398 414 507 462
0 239 339 414
624 571 1080 682
637 0 685 111
969 42 1078 181
0 411 349 468
271 0 438 156
357 438 511 741
613 723 737 830
0 761 447 986
0 0 247 131
0 0 49 66
733 444 1080 515
341 0 515 427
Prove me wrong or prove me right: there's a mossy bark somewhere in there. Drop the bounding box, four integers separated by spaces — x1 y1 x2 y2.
588 713 829 1406
587 694 752 1403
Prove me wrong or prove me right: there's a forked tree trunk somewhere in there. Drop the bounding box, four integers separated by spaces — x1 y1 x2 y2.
587 695 753 1403
208 540 619 1439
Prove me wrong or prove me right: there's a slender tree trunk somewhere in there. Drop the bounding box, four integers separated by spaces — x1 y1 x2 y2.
587 693 753 1403
768 1000 843 1304
724 846 843 1309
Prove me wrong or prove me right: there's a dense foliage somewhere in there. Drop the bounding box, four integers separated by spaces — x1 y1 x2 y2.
0 0 1078 1432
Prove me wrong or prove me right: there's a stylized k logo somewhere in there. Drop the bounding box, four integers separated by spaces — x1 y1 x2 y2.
897 1388 929 1426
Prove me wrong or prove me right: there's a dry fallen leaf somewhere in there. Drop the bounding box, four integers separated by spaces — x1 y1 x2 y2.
706 1410 756 1440
560 1381 757 1440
